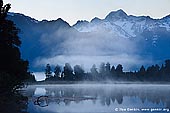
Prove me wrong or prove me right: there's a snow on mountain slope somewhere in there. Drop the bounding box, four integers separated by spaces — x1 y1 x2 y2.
73 9 170 39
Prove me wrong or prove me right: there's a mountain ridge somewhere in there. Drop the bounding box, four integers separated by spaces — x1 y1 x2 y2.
6 10 170 71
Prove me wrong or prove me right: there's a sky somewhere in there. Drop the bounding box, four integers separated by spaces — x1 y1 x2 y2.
4 0 170 25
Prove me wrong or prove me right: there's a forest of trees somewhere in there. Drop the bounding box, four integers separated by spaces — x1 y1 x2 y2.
45 60 170 82
0 0 35 93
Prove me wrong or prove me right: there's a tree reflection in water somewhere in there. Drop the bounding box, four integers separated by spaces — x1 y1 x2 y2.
34 96 48 107
0 92 28 113
23 84 170 112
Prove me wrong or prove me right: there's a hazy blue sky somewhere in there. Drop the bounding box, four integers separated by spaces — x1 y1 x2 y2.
4 0 170 25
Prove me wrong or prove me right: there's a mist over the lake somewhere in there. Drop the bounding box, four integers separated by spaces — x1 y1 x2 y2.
23 84 170 113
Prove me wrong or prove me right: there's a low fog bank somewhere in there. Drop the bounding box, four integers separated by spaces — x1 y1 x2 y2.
28 80 170 85
33 26 157 72
35 55 154 72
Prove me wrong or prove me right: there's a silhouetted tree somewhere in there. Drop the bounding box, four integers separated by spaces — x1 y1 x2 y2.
90 64 98 74
105 62 111 73
99 63 105 79
137 65 146 81
42 59 170 82
0 92 28 113
165 59 170 74
139 65 145 74
0 0 11 19
146 65 160 81
159 64 165 80
74 65 84 80
154 64 160 75
0 0 2 8
99 63 105 73
26 72 36 82
111 65 116 75
139 65 145 75
0 0 29 92
45 64 52 79
54 64 61 78
115 64 123 80
90 64 98 80
105 62 111 78
63 63 74 80
115 64 123 73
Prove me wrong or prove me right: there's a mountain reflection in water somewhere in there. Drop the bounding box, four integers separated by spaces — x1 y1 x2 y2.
22 84 170 113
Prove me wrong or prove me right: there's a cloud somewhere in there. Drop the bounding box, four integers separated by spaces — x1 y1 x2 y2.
34 26 153 72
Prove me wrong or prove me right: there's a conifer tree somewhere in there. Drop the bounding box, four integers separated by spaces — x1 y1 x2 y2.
0 0 29 92
45 64 52 79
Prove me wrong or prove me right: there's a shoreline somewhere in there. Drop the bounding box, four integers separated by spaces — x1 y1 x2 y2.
26 81 170 85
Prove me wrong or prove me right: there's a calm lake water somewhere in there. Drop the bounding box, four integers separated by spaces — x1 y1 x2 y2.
21 84 170 113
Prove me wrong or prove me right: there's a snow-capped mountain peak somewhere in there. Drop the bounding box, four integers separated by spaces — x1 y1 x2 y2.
91 17 101 23
73 9 170 38
105 9 128 21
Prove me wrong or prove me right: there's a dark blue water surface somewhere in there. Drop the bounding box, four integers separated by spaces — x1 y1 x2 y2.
21 84 170 113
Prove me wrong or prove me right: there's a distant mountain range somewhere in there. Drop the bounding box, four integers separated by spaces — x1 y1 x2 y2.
7 9 170 71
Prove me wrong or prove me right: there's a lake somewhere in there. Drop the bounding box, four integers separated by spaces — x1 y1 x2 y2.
21 84 170 113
